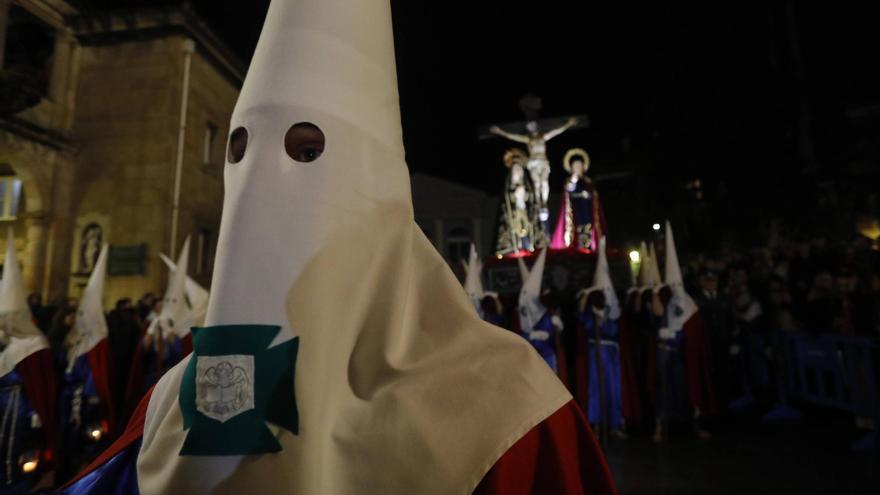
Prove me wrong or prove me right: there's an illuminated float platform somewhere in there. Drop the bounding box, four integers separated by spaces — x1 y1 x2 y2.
484 246 632 298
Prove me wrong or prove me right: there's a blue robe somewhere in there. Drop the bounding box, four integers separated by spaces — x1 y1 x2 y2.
523 313 557 372
60 354 100 429
568 178 594 246
60 440 141 495
59 354 103 481
0 370 41 494
656 329 689 421
579 312 623 429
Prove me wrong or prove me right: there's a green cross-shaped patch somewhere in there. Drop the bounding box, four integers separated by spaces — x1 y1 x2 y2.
179 324 299 456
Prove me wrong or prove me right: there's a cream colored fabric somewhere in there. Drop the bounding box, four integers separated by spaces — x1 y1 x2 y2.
0 228 49 377
637 241 650 287
67 244 109 370
518 248 548 333
648 243 663 288
663 222 698 330
140 228 569 494
136 1 570 493
150 237 200 339
463 243 484 308
0 335 47 378
581 237 620 319
159 251 209 331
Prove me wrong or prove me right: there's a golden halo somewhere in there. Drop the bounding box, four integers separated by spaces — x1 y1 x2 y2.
503 148 528 168
563 148 590 174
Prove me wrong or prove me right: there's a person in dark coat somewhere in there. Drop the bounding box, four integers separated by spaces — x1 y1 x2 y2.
106 299 142 414
694 271 735 411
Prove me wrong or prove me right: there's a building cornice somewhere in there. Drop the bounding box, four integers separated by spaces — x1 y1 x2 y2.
69 4 245 86
0 116 69 150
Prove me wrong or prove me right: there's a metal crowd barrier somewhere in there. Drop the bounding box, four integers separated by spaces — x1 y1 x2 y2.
779 332 879 450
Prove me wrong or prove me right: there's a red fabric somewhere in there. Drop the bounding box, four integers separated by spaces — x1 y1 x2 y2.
474 400 618 495
15 348 59 467
617 316 642 422
551 182 607 252
118 323 149 432
87 339 117 432
63 395 618 494
62 386 154 489
181 333 193 356
682 312 717 415
550 193 571 249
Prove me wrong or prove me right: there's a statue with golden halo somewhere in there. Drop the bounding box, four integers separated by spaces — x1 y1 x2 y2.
489 117 578 226
550 148 606 252
495 148 545 256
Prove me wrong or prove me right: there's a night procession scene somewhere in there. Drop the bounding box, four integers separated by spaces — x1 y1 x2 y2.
0 1 878 494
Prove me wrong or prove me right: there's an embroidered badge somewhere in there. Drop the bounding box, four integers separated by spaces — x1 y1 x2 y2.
179 324 299 456
195 355 254 422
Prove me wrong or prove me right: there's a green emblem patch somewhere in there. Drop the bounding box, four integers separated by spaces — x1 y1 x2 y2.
179 324 299 456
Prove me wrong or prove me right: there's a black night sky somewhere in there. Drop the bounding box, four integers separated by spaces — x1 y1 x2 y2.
75 1 880 248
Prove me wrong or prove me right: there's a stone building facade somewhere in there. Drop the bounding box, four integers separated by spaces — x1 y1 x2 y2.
410 172 499 268
0 0 242 306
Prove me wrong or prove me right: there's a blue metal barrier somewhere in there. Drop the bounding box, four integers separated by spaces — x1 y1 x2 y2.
780 333 879 450
783 333 879 411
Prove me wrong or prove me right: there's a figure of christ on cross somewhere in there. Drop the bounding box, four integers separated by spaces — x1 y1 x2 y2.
489 117 578 225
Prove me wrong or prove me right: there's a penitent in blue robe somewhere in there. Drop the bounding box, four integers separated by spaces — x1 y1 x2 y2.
578 312 623 429
60 354 100 431
523 313 557 372
656 329 689 421
58 354 103 480
0 370 40 494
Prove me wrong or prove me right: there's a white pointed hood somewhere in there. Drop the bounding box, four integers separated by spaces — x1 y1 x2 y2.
638 241 662 288
649 242 663 288
137 2 569 494
462 243 484 305
517 255 530 284
0 228 48 377
0 228 32 317
152 237 194 339
159 252 209 329
68 244 109 367
518 248 547 332
583 237 620 320
664 221 698 331
637 241 651 287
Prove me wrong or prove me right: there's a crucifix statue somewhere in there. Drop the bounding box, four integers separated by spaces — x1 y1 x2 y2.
483 95 586 242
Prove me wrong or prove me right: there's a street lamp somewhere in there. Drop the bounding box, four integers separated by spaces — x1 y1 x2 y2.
629 250 640 263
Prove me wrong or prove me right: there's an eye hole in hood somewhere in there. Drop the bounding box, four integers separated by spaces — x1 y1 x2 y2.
285 122 325 163
227 127 249 164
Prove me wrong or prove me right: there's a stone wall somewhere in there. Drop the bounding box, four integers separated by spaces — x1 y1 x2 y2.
70 35 238 304
0 1 241 308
